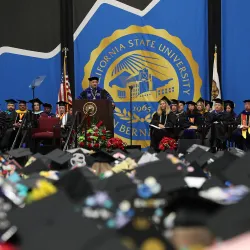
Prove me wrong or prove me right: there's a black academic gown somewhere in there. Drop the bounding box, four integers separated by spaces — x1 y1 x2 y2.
209 110 234 148
60 113 73 140
150 111 177 151
232 111 250 149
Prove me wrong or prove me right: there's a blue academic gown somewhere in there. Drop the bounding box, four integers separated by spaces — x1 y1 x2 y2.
78 86 114 104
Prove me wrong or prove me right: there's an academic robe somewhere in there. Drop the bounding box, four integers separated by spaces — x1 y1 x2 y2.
78 86 114 103
0 112 7 139
232 110 250 149
209 110 234 148
150 111 177 151
57 113 73 140
30 111 44 128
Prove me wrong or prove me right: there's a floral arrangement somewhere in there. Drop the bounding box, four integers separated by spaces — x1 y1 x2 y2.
78 120 112 149
159 137 177 151
106 138 127 151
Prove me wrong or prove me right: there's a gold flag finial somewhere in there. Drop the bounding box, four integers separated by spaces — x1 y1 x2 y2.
215 45 217 53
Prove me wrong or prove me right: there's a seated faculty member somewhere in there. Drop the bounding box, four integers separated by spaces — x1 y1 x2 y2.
150 96 177 151
78 76 115 108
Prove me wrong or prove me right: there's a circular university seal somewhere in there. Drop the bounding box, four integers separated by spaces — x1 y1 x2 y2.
82 25 202 149
83 102 97 116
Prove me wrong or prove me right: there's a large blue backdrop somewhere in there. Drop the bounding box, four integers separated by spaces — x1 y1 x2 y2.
0 0 208 149
222 0 250 113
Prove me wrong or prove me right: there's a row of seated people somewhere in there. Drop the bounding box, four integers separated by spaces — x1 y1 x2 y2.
0 98 73 152
150 97 250 152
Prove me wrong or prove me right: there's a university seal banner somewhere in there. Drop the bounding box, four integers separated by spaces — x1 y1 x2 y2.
75 0 208 149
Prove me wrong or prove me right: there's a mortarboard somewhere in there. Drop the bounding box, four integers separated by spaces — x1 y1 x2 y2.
56 101 68 106
79 167 99 190
16 100 27 105
170 99 179 105
85 151 116 167
207 194 250 241
165 188 222 228
45 149 72 170
43 103 52 108
8 148 32 160
178 100 186 105
243 100 250 103
224 100 235 108
197 97 205 103
206 151 240 181
97 172 137 203
5 99 17 104
186 101 196 105
213 98 223 104
136 160 186 193
28 98 43 105
8 191 101 250
55 168 94 203
18 158 49 175
158 96 171 105
126 149 144 163
223 152 250 187
88 77 99 81
205 100 213 107
18 173 49 189
201 176 226 190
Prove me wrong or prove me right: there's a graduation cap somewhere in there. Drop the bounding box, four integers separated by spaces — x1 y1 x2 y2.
213 98 223 104
43 103 52 108
158 96 171 105
8 191 101 250
8 148 32 159
205 100 213 107
18 158 49 175
126 149 144 163
223 152 250 187
45 149 72 170
16 100 27 105
166 188 222 228
186 101 196 105
224 100 235 108
197 97 205 103
243 100 250 103
56 101 69 106
5 99 17 104
178 100 185 105
55 168 94 203
28 98 43 105
18 173 49 189
201 176 226 190
136 160 186 193
170 99 179 105
97 172 137 204
85 151 116 167
207 194 250 241
88 76 99 81
206 151 240 181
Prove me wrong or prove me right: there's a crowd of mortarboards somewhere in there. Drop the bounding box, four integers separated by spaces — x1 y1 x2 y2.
150 97 250 153
0 143 249 249
0 99 73 152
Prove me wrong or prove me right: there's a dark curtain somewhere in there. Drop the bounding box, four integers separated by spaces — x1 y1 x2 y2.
208 0 222 99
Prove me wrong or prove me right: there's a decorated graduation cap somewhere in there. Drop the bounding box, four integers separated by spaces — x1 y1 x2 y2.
213 98 223 104
88 76 99 81
224 100 235 108
28 98 43 105
186 101 196 106
17 100 27 105
85 151 117 167
56 101 69 107
5 99 17 104
158 96 171 105
43 103 52 108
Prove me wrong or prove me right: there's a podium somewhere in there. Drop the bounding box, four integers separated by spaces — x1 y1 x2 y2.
73 99 114 136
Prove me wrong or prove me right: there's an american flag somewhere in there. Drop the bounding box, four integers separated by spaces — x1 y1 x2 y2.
57 53 72 114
